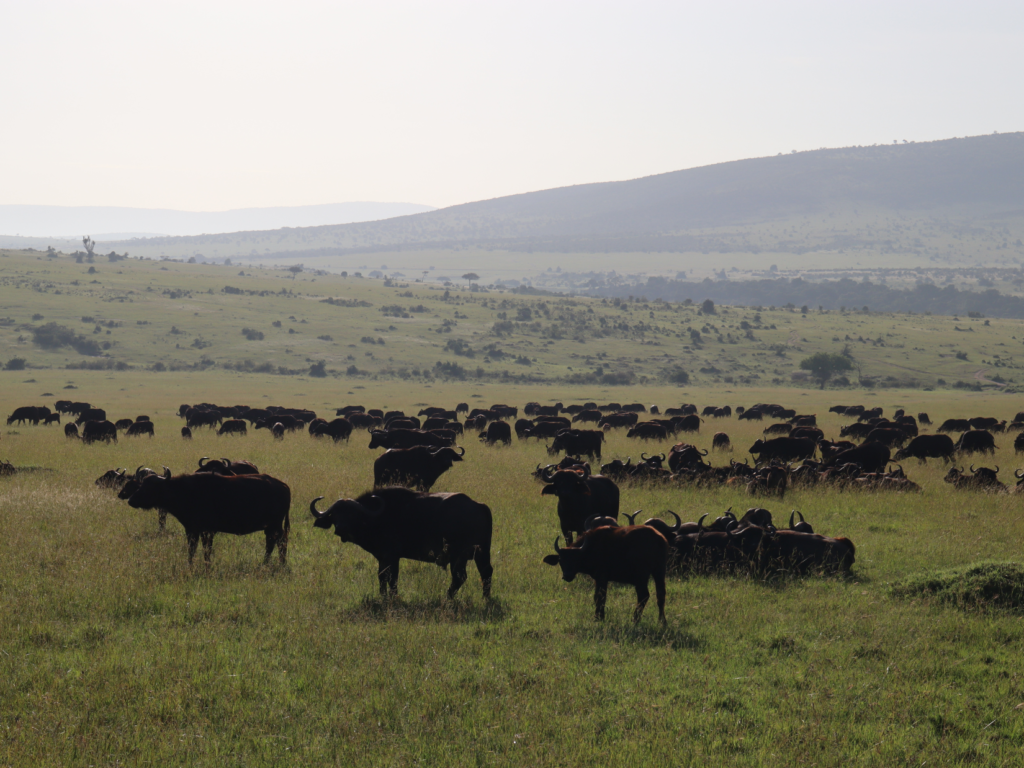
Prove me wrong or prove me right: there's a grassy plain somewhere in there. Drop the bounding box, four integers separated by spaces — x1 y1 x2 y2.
2 249 1024 765
3 248 1024 391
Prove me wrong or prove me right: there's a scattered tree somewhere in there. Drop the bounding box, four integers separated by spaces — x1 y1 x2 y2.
799 352 853 389
287 265 303 279
462 273 480 287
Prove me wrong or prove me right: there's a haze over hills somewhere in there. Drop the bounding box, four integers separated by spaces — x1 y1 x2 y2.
0 202 435 241
74 133 1024 270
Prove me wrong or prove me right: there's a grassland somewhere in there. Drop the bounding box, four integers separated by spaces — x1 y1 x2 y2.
3 248 1024 765
3 248 1024 393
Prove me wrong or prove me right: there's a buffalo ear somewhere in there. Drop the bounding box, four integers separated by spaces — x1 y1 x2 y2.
541 485 557 496
542 554 560 566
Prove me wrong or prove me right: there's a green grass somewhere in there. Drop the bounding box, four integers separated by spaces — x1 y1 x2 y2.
2 380 1024 765
4 248 1024 764
3 248 1024 392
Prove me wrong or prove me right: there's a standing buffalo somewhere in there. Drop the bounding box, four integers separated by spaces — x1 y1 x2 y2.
712 432 731 450
181 426 192 439
309 487 493 598
542 525 668 624
126 421 155 438
218 419 248 436
479 421 512 446
373 446 465 490
82 420 118 444
894 434 956 463
126 470 291 564
748 437 815 463
540 468 620 544
311 418 353 442
65 423 79 439
955 430 996 456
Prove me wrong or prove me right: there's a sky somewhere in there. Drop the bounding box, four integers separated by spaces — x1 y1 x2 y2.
2 0 1023 212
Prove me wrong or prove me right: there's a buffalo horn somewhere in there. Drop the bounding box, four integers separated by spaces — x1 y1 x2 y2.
584 515 600 530
552 536 561 555
135 465 145 477
789 510 795 529
797 510 806 523
625 510 641 525
995 465 1000 474
700 448 708 456
970 464 977 474
697 512 708 533
221 458 232 467
198 456 208 468
1016 469 1024 479
641 452 651 462
457 446 465 456
309 496 326 518
162 466 171 479
667 509 682 533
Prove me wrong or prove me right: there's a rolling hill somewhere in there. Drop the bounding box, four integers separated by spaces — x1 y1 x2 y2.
81 132 1024 267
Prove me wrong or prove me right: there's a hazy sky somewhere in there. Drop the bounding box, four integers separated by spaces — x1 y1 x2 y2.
3 1 1022 211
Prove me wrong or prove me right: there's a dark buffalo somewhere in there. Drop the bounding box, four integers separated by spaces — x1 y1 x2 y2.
938 418 971 434
712 432 731 450
310 487 493 598
312 418 354 442
217 419 248 436
181 426 192 440
626 423 668 441
369 429 453 450
349 413 379 430
127 471 290 564
65 423 79 439
115 418 135 431
373 446 465 490
7 406 50 426
824 441 891 473
748 437 816 463
894 434 956 463
542 526 667 624
865 428 908 448
551 429 604 459
76 408 107 425
541 468 620 544
955 430 996 456
572 409 603 425
599 413 639 429
918 412 931 425
195 457 260 475
82 420 118 444
337 405 366 416
95 468 128 489
944 465 1006 492
126 421 155 438
479 421 512 446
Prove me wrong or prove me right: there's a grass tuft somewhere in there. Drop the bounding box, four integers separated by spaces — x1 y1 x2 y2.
889 561 1024 612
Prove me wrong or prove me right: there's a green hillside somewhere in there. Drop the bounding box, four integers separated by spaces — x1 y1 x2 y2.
2 249 1023 392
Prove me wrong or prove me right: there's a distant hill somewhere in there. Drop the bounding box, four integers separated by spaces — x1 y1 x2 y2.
0 202 435 240
87 133 1024 265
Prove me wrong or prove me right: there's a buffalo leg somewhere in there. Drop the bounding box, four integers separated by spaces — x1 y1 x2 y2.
593 580 608 621
158 511 167 531
447 557 468 598
652 569 667 624
632 581 651 624
201 532 215 562
377 559 400 596
264 527 287 565
474 546 494 599
186 532 199 564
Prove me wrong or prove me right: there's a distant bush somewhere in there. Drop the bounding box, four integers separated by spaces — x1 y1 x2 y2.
241 328 265 341
4 357 27 371
31 313 44 321
318 335 333 341
445 339 475 358
321 297 372 308
434 361 468 380
32 323 103 356
222 286 244 295
309 360 328 378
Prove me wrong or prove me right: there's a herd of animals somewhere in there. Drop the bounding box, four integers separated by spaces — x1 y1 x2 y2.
4 397 1024 623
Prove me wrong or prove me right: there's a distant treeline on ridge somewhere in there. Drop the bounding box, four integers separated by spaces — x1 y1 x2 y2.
581 276 1024 319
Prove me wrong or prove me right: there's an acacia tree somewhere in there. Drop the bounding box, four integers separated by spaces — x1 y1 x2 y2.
462 272 479 287
799 352 853 389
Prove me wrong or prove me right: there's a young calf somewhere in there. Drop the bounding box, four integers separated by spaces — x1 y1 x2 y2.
542 525 668 624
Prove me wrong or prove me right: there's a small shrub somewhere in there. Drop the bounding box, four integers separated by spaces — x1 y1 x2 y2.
4 357 27 371
309 360 328 377
890 562 1024 612
241 328 265 341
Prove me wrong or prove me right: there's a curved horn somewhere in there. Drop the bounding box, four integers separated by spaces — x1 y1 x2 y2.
541 464 557 481
134 464 144 476
789 510 795 529
457 446 465 456
700 448 708 456
309 496 326 518
198 456 208 467
725 507 736 520
697 513 708 533
553 536 561 554
995 465 1000 474
667 509 682 533
641 452 651 462
970 464 977 473
624 457 632 467
584 514 600 530
221 458 232 466
625 510 641 525
162 466 171 479
797 510 805 523
1016 469 1024 479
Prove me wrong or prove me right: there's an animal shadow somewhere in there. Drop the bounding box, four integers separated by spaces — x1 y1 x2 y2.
344 594 510 624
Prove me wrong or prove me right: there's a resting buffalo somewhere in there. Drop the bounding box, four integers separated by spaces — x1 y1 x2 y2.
310 487 493 598
127 470 290 564
824 441 890 473
944 465 1006 492
195 457 260 475
373 446 465 490
542 526 668 624
627 423 668 441
894 434 956 463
